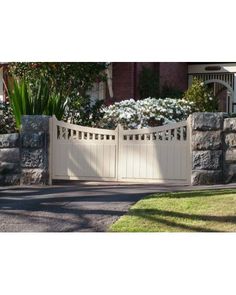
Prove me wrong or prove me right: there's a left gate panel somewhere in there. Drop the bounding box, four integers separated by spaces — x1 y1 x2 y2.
51 117 118 181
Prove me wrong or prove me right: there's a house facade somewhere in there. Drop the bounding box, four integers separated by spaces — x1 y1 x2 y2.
1 62 236 113
108 62 188 102
88 62 236 113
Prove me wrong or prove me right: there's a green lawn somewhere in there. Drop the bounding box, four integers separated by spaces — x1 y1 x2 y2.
110 189 236 232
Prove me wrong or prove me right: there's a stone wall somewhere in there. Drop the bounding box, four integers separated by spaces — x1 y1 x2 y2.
190 112 236 185
0 133 21 185
223 118 236 183
191 113 225 185
2 113 236 186
0 116 51 186
20 115 50 185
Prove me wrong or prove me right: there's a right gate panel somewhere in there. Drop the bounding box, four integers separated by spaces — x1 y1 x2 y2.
118 121 190 184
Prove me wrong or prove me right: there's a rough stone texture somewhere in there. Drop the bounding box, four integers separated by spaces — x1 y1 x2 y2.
224 164 236 183
192 131 222 150
21 115 50 133
192 150 222 170
20 115 50 185
0 174 20 185
190 112 228 185
0 162 20 174
224 118 236 132
0 117 49 186
0 148 20 163
192 112 224 131
21 132 44 148
225 149 236 163
21 149 44 168
224 133 236 148
0 133 19 148
21 169 48 185
192 170 223 185
0 133 20 185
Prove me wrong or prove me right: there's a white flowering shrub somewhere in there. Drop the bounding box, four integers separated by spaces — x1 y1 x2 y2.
98 97 196 129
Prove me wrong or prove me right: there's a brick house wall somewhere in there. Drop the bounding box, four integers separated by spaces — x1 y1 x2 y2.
105 63 135 104
135 62 158 100
159 62 188 94
106 62 188 104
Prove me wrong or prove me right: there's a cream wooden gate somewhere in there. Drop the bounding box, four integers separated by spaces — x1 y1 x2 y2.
50 116 191 184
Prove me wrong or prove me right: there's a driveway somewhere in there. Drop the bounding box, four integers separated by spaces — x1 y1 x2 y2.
1 182 236 232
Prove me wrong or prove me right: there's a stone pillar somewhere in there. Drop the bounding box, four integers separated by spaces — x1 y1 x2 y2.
0 133 20 185
20 115 50 185
223 118 236 183
191 112 224 185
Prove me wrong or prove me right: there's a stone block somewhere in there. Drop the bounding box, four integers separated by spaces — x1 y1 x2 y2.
0 148 20 163
223 163 236 183
21 148 44 168
192 170 223 185
0 174 20 185
224 133 236 148
192 150 222 170
225 149 236 163
0 162 20 174
21 168 48 185
0 133 19 148
21 115 50 133
192 112 224 131
192 131 222 150
223 118 236 132
21 132 45 148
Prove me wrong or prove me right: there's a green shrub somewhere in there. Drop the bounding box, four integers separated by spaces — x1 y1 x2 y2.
183 77 218 112
7 77 68 129
8 62 108 126
66 96 105 127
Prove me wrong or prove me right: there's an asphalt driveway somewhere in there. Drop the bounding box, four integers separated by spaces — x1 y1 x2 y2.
1 181 236 232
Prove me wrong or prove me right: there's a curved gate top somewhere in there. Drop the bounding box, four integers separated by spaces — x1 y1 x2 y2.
49 116 191 184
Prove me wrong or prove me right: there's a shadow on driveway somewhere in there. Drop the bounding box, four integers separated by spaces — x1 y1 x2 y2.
1 181 236 232
0 182 177 232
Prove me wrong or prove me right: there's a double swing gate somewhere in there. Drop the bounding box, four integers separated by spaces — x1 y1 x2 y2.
50 116 191 184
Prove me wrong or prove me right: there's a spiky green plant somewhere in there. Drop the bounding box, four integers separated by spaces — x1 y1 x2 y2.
6 77 68 129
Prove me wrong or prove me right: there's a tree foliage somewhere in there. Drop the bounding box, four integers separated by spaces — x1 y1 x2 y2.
8 62 107 99
183 77 218 112
0 101 16 134
8 63 108 124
